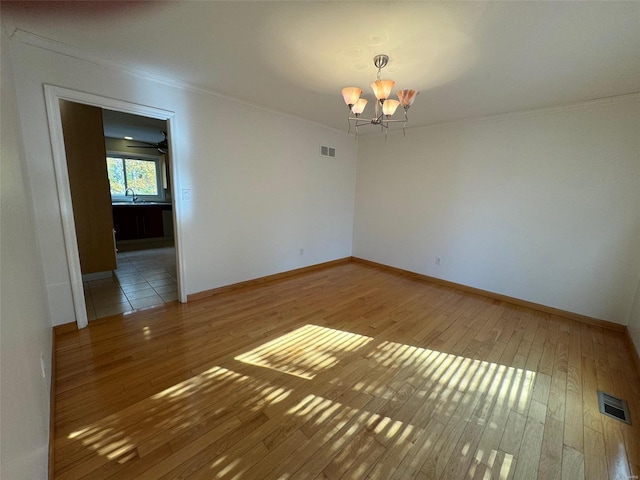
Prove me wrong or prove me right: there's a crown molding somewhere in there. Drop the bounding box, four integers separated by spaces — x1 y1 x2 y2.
399 92 640 135
9 28 347 136
336 90 640 138
10 28 639 138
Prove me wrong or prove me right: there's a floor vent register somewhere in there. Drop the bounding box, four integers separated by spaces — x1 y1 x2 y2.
597 390 631 424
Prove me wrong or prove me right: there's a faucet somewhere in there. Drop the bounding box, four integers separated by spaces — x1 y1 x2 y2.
125 188 138 203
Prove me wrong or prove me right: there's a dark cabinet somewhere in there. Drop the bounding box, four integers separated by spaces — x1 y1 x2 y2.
112 205 170 241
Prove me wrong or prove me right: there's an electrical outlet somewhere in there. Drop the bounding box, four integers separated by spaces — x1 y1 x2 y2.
435 257 441 265
182 189 192 201
40 354 47 379
299 248 304 255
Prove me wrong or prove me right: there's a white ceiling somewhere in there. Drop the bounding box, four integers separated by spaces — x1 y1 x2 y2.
3 1 640 131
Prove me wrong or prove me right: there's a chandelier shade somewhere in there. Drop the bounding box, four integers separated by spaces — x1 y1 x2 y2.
341 87 362 106
382 99 400 116
351 98 368 115
397 89 419 108
341 54 419 138
370 80 395 101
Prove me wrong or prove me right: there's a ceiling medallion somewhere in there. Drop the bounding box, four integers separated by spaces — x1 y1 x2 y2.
341 54 419 139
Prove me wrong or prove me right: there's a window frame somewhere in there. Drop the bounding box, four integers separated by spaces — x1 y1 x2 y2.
106 151 165 202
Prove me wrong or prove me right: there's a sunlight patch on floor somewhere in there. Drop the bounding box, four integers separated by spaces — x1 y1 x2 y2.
65 364 291 468
235 324 373 379
64 326 536 478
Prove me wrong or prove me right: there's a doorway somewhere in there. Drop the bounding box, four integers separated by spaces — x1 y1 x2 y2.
44 85 185 329
80 109 179 319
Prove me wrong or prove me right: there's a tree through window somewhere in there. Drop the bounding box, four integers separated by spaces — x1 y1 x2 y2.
107 156 159 197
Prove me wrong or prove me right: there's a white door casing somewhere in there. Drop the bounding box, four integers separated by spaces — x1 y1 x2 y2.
43 85 187 329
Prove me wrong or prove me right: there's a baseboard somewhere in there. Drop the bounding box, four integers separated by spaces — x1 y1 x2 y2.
49 322 77 477
187 257 352 301
53 321 77 335
624 328 640 380
351 257 626 333
48 328 57 480
188 255 625 333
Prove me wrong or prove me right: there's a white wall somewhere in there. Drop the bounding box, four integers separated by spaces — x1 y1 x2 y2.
8 38 357 326
354 98 640 324
0 26 52 479
628 277 640 353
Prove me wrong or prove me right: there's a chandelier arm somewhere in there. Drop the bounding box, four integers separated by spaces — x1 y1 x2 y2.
348 117 372 130
348 116 381 127
348 117 406 127
379 118 408 124
349 113 386 125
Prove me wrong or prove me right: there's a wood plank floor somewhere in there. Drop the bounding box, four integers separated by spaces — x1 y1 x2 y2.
53 261 640 479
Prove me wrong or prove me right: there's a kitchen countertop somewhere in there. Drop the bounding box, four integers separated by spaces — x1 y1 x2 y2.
112 202 173 206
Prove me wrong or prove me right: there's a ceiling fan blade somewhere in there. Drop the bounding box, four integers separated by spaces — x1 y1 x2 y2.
126 132 167 152
132 139 161 146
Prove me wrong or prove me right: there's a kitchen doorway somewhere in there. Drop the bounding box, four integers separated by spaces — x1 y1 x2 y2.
44 85 185 329
82 109 178 319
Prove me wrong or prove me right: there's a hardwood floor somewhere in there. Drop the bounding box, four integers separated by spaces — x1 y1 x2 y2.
53 261 640 479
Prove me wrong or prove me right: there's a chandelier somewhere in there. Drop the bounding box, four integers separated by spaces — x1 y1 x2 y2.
341 54 419 138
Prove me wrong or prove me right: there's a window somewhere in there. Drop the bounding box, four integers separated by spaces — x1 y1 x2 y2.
107 155 163 200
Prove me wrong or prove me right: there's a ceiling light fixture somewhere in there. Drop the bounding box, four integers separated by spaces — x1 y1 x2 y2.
124 136 133 140
341 54 419 139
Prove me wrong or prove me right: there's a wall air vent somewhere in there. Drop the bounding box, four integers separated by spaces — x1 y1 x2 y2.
597 391 631 424
320 145 336 158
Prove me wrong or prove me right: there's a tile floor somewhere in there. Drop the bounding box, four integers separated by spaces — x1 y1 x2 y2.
83 247 178 320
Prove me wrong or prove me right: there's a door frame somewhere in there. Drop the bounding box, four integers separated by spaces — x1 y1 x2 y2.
44 85 186 329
